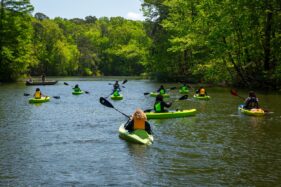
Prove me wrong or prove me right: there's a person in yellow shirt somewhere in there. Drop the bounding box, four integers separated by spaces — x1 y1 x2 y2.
33 88 45 99
125 109 152 134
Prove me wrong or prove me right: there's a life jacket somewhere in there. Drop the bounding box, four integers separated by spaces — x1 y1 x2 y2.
181 86 187 91
154 102 162 112
113 90 120 96
35 91 41 99
199 88 205 95
73 87 81 92
133 119 145 130
245 97 258 109
159 89 165 94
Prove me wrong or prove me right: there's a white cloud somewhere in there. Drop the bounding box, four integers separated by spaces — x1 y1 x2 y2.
127 12 144 20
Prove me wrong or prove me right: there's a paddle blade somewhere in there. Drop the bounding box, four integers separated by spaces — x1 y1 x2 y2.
169 87 177 90
179 95 188 100
122 79 128 84
144 109 153 112
85 91 90 94
144 92 150 95
53 96 60 99
230 89 238 96
99 97 114 108
24 93 30 96
64 82 69 85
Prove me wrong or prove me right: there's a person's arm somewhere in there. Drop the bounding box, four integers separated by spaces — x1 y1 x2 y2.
145 121 152 135
125 120 134 131
163 101 172 108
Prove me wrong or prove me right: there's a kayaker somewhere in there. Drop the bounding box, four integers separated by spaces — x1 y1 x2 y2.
113 81 121 91
34 88 45 99
157 85 166 94
180 83 188 92
154 94 172 112
41 73 46 82
73 84 82 92
196 87 207 96
125 108 152 134
244 91 259 109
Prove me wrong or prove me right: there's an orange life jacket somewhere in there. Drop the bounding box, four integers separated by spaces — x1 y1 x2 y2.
199 88 205 95
133 119 145 130
35 91 41 99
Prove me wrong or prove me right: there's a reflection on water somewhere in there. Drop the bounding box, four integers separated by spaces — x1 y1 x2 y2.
0 81 280 186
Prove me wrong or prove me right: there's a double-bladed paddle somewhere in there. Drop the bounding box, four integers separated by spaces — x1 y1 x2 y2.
64 82 90 94
144 86 177 95
24 93 60 99
99 97 130 118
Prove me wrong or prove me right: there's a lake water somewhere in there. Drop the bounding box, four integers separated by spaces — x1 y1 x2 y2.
0 79 281 186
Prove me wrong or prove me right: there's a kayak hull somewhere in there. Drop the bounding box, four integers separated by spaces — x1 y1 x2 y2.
26 80 58 86
193 94 210 100
72 91 84 95
29 96 50 103
111 95 123 100
150 92 170 98
145 109 197 119
118 124 153 145
238 105 265 116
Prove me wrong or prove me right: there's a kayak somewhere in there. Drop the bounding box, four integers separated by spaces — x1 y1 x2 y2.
179 89 189 94
111 94 123 100
193 94 211 100
145 109 197 119
150 92 170 98
238 104 265 116
72 91 84 95
118 124 153 145
29 96 50 104
26 80 58 86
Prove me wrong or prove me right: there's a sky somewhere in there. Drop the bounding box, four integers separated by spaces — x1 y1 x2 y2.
29 0 144 20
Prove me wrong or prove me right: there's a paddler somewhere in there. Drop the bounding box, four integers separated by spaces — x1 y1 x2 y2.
73 84 82 92
125 108 152 134
244 91 260 109
33 88 45 99
196 86 207 96
157 85 166 94
154 94 172 112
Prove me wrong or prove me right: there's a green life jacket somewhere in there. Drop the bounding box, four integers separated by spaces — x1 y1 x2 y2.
73 87 81 92
155 102 162 112
181 86 187 91
159 89 165 94
113 90 120 96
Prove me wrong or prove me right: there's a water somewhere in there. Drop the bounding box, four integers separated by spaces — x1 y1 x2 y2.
0 80 281 186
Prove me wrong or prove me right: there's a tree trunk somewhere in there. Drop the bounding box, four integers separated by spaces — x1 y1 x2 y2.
264 1 273 71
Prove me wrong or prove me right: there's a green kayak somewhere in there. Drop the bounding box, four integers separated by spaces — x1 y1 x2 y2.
150 92 170 98
238 104 265 116
29 96 50 104
193 94 211 100
145 109 197 119
118 124 153 145
72 91 84 95
179 89 189 94
111 94 123 100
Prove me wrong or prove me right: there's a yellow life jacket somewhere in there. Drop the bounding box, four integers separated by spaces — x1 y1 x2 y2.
35 91 41 99
133 119 145 130
199 88 205 95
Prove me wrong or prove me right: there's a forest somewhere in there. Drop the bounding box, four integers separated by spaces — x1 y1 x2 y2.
0 0 280 89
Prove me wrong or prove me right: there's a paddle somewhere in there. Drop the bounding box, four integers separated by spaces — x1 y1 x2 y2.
144 86 177 95
24 93 60 99
175 95 189 101
99 97 130 118
109 79 128 88
230 89 271 113
63 82 90 94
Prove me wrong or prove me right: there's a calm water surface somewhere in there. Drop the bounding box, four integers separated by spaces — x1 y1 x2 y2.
0 80 281 186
